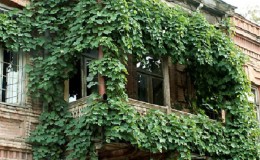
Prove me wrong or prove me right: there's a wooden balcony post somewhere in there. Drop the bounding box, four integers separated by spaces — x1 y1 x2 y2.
96 0 106 96
98 46 106 96
221 109 226 123
64 80 69 102
162 57 171 114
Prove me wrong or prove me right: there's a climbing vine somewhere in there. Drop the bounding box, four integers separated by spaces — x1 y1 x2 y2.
0 0 259 159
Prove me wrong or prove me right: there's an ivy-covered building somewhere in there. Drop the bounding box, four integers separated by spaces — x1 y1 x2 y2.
232 14 260 123
0 0 259 159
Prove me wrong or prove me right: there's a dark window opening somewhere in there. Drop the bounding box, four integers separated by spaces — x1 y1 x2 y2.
69 50 98 102
137 74 148 102
152 78 163 105
205 109 221 120
136 56 163 105
69 60 82 101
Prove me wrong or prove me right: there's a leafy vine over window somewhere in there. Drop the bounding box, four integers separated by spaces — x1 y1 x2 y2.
0 0 259 159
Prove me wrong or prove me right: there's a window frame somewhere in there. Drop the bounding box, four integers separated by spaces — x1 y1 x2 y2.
0 44 26 105
251 86 260 124
81 51 98 97
135 56 164 105
68 50 98 102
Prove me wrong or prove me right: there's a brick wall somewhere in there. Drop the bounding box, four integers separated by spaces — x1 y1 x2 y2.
0 104 40 160
0 149 32 160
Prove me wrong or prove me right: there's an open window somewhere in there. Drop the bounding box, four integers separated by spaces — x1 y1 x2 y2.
69 50 98 102
204 106 221 120
136 56 164 105
251 87 260 124
0 46 25 105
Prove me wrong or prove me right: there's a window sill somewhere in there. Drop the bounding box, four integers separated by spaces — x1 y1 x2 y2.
0 101 27 108
0 102 41 117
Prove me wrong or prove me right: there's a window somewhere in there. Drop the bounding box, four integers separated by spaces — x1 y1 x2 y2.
0 46 25 104
136 56 164 105
69 50 98 102
251 87 260 124
203 106 221 120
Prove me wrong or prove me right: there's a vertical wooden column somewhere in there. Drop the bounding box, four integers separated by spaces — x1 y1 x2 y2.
162 57 171 114
97 0 106 96
221 110 226 123
64 80 69 102
96 0 105 154
98 46 106 96
81 58 87 97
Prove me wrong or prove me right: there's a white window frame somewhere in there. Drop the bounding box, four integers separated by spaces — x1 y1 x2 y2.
0 45 25 105
251 87 260 125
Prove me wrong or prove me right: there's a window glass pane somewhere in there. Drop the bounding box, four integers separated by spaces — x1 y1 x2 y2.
251 88 260 124
136 56 162 75
152 78 163 105
86 59 98 96
137 74 148 102
135 56 164 105
251 88 257 104
0 50 24 104
5 53 19 103
84 49 98 59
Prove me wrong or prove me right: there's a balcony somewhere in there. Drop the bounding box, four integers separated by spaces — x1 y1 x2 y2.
68 97 211 159
68 97 193 118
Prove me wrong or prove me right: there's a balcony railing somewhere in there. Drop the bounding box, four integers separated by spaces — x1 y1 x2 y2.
68 97 194 118
68 97 212 159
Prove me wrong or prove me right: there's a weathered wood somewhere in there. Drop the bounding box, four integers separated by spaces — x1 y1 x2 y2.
64 80 69 102
162 57 171 114
98 43 106 96
221 109 226 123
1 0 29 8
98 143 166 160
69 97 197 118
